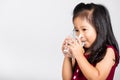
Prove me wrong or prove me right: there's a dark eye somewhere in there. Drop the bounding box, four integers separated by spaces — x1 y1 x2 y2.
82 28 87 31
75 29 79 32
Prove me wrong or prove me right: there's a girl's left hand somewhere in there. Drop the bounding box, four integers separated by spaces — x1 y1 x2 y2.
67 36 85 58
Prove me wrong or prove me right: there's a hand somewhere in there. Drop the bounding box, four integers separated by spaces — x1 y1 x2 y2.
61 36 73 58
67 36 85 58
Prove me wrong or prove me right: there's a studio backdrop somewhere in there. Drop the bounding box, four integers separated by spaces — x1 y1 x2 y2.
0 0 119 80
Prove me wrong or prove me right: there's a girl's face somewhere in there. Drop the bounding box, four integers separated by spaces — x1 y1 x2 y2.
73 17 97 48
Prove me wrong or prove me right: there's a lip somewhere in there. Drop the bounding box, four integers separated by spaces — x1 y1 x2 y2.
81 40 86 43
82 41 86 45
81 41 85 47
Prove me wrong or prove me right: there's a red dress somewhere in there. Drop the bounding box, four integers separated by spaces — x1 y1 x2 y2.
72 46 119 80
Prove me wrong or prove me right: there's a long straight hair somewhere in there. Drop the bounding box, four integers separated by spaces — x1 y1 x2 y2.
73 3 119 64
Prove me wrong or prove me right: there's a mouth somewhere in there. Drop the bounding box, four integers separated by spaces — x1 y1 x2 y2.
82 41 85 47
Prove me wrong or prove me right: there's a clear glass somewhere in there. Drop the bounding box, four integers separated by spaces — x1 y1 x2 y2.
63 29 85 56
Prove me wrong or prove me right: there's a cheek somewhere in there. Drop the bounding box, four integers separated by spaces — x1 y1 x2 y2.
85 31 96 45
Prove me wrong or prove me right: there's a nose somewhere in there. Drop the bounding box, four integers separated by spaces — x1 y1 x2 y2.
79 34 85 41
78 34 82 38
79 31 84 36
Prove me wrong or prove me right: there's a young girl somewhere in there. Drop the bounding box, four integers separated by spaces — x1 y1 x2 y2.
62 3 119 80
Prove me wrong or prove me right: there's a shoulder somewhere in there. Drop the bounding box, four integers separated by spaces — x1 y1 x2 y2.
101 46 115 63
96 46 115 67
96 46 116 67
106 45 119 65
106 46 115 57
105 46 115 63
95 46 116 79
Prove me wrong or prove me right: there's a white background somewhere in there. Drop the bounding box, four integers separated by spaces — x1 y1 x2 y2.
0 0 120 80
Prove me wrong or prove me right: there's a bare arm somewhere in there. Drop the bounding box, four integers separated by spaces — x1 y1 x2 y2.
67 36 116 80
75 48 115 80
62 56 76 80
62 37 76 80
62 57 72 80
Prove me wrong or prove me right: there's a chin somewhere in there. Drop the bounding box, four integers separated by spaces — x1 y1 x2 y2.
84 44 90 48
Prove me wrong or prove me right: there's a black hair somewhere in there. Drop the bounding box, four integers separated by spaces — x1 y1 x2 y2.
73 3 119 64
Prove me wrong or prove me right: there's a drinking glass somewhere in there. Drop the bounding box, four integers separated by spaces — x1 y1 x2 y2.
63 29 85 57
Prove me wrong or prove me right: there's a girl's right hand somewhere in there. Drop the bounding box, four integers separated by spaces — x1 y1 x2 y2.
61 37 73 58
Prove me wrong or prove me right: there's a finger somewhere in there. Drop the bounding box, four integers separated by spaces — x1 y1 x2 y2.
62 44 68 52
75 36 82 45
67 40 74 47
62 40 68 52
62 38 70 46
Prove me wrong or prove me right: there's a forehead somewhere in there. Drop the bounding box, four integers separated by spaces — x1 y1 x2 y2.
73 17 91 28
73 10 94 28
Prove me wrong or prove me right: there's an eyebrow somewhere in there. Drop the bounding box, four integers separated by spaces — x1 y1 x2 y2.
74 26 86 29
74 26 78 29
